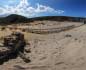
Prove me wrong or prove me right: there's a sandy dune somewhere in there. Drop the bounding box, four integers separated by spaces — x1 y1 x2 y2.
0 21 86 70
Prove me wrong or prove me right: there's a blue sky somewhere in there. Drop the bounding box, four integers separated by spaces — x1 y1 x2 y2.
0 0 85 18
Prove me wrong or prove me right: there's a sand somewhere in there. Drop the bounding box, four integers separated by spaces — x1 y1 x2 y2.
0 21 86 70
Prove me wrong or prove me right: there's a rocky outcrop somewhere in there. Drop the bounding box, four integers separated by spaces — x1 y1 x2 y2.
0 32 30 64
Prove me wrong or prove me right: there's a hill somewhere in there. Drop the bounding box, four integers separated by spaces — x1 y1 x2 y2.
0 14 29 25
0 14 85 25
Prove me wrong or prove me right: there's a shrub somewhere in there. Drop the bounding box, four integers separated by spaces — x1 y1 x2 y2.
1 27 6 31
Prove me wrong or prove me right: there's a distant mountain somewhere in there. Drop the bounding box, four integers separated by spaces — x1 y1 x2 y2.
31 16 81 21
0 14 29 25
0 14 85 25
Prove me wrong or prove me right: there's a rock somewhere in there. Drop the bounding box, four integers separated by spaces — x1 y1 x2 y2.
65 34 72 37
0 32 30 64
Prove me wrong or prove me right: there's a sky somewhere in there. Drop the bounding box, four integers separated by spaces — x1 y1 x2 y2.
0 0 85 18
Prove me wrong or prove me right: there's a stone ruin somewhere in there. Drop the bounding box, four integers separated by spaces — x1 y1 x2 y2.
0 32 30 65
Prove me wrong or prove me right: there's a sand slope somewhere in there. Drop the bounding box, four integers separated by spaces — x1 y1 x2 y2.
0 24 86 70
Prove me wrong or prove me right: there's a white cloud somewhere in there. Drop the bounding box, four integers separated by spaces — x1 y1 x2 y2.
0 0 64 17
16 0 29 9
35 3 58 13
0 7 5 14
56 10 64 14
